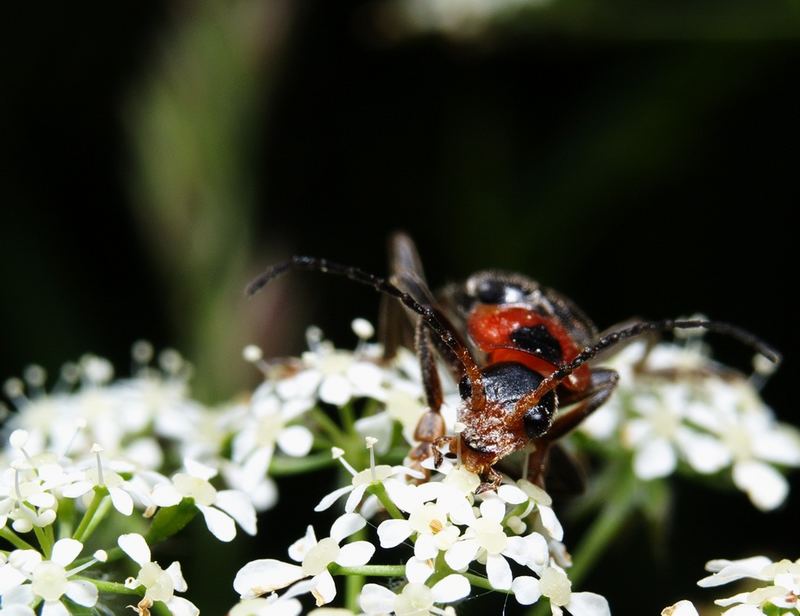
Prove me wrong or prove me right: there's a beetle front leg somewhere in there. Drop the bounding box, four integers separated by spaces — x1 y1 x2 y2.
408 320 446 475
544 368 619 441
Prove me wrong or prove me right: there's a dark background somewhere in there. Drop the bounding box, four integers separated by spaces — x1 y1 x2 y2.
1 2 797 614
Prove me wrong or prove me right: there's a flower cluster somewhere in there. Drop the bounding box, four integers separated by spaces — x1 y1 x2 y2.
230 439 610 616
579 339 800 510
1 315 795 614
663 555 800 616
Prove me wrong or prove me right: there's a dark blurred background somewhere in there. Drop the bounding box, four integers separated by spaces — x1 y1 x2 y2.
1 1 797 614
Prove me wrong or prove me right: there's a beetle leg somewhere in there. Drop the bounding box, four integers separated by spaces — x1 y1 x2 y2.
544 368 619 441
408 321 447 475
525 442 552 488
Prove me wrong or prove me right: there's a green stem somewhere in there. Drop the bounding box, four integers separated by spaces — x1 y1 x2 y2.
567 471 638 587
462 572 512 594
339 402 357 435
270 452 337 476
73 489 107 542
77 577 141 596
369 483 405 520
80 496 113 544
330 564 405 577
312 408 346 443
344 527 367 612
33 525 52 558
0 528 35 550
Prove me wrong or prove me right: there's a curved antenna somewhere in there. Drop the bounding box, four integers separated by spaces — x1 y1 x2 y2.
247 256 487 411
514 318 782 417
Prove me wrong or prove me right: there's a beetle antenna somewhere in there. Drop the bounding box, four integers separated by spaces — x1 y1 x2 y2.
517 318 781 413
247 256 487 410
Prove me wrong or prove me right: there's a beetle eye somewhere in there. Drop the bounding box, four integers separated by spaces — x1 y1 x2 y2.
523 391 556 438
476 279 525 304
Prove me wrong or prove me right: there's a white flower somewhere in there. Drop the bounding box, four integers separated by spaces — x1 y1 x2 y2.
660 600 700 616
276 329 387 406
377 481 470 562
444 496 548 591
622 384 729 480
692 380 800 511
512 566 610 616
59 444 140 516
118 533 199 616
359 578 469 615
0 460 58 533
234 513 374 607
315 444 418 514
0 539 99 616
150 459 257 542
696 555 800 612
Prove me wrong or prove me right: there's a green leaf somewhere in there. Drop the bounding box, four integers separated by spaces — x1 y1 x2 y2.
146 500 198 545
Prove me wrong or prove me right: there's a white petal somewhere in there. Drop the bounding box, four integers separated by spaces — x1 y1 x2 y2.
568 592 611 616
661 600 699 616
512 576 542 605
752 427 800 465
504 533 548 570
479 497 506 523
498 484 528 504
406 557 433 584
233 559 304 598
65 580 98 607
166 561 189 592
354 413 393 454
414 533 438 560
335 541 375 567
359 583 397 614
166 597 201 616
197 504 236 542
118 533 151 566
216 490 258 535
0 563 26 594
315 487 353 512
61 481 94 498
675 429 731 474
277 426 314 457
51 538 83 567
0 605 36 616
633 438 677 480
40 602 69 616
288 526 317 562
151 483 184 507
538 505 564 542
721 605 768 616
431 574 471 602
312 570 337 606
344 484 369 513
445 539 479 570
184 458 218 481
109 487 134 516
698 556 773 587
732 460 788 511
319 375 352 406
377 519 411 548
486 554 512 590
330 513 366 543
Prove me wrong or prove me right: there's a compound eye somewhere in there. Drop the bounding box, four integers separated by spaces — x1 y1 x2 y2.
476 279 525 304
523 391 556 438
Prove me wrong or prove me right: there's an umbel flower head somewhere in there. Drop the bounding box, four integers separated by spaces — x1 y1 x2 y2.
580 339 800 510
663 554 800 616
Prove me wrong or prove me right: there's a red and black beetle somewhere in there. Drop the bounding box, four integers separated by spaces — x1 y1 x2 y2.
248 233 780 491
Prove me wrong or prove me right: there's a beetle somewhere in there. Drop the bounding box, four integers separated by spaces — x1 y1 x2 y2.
247 233 780 492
